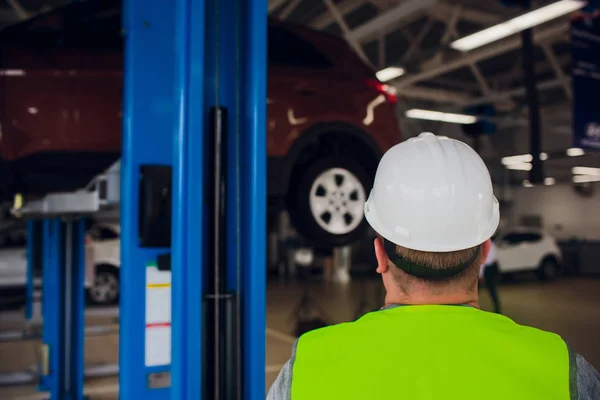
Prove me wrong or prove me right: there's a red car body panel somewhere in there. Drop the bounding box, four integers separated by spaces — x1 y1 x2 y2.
0 1 400 198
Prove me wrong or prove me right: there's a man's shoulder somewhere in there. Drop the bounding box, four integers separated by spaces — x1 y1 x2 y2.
297 320 355 344
573 352 600 400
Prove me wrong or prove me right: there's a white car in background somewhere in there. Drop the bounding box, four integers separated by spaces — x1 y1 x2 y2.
0 222 121 305
495 228 562 280
85 223 121 304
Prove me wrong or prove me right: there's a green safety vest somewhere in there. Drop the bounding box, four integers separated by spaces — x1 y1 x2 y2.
291 305 571 399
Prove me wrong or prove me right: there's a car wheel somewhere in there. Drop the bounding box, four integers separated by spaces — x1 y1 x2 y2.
537 257 558 281
288 157 372 247
88 265 119 305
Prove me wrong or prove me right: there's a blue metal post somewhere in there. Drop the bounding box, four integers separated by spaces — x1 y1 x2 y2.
66 218 86 400
25 219 36 321
38 217 86 400
126 0 266 398
171 0 205 399
241 0 268 397
197 0 266 397
39 218 64 397
120 0 175 398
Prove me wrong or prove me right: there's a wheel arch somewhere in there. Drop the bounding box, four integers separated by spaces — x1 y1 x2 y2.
280 122 382 198
539 253 559 268
95 262 120 275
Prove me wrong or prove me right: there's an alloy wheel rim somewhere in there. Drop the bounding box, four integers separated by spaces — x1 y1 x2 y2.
309 168 366 235
90 272 118 304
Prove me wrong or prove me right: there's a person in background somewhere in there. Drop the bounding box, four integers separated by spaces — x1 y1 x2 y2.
480 239 502 313
267 132 600 400
314 247 334 281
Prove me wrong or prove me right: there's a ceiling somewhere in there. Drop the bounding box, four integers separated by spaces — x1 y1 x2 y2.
1 0 597 185
269 0 597 186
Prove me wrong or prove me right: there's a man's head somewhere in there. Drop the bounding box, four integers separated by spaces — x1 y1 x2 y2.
363 132 499 306
373 236 491 305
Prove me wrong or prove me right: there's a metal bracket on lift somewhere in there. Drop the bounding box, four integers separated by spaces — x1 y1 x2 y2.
12 160 121 217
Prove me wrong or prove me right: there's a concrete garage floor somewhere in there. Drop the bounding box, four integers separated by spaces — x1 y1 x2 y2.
0 277 599 399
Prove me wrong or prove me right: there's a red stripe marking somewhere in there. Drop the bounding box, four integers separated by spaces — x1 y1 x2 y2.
146 322 171 328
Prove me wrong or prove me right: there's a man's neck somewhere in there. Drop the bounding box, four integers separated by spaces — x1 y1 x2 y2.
384 290 480 309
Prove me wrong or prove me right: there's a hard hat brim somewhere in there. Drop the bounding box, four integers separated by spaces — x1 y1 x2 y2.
364 192 500 252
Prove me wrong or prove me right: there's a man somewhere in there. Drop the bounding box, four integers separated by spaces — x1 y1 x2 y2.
267 133 600 400
480 239 501 313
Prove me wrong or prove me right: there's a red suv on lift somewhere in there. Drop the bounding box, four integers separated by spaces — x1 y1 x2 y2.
0 0 400 246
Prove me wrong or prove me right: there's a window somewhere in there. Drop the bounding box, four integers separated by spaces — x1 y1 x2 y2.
88 226 119 241
501 232 542 245
521 233 542 243
268 25 333 68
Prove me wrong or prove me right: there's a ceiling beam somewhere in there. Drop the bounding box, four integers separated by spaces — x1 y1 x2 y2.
427 3 502 26
460 77 570 108
309 0 367 30
346 0 439 43
542 43 572 101
279 0 300 20
469 63 491 95
402 18 435 63
322 0 372 66
428 77 480 92
6 0 29 20
493 52 569 88
399 86 472 104
268 0 288 14
394 22 568 89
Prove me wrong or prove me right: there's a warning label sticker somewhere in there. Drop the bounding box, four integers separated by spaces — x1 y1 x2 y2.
145 262 172 367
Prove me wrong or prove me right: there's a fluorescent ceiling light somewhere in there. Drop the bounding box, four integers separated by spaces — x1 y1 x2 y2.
502 154 533 165
523 180 534 188
0 69 25 76
567 147 585 157
450 0 586 52
573 175 600 183
544 177 556 186
502 152 548 165
405 109 477 124
376 67 405 82
572 166 600 176
506 162 532 171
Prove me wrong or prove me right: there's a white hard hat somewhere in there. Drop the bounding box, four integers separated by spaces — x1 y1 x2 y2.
364 132 499 252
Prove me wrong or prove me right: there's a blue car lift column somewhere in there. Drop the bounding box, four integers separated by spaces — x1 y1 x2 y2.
39 218 87 400
122 0 266 399
170 0 267 396
12 210 87 399
120 0 176 398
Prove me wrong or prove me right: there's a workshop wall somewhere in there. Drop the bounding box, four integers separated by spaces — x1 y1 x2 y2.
506 183 600 240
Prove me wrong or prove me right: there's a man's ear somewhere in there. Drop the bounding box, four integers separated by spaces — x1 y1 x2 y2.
374 237 389 274
481 238 491 263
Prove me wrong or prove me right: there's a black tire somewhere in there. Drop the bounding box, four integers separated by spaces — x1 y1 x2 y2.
537 257 558 281
287 157 372 248
87 264 120 305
